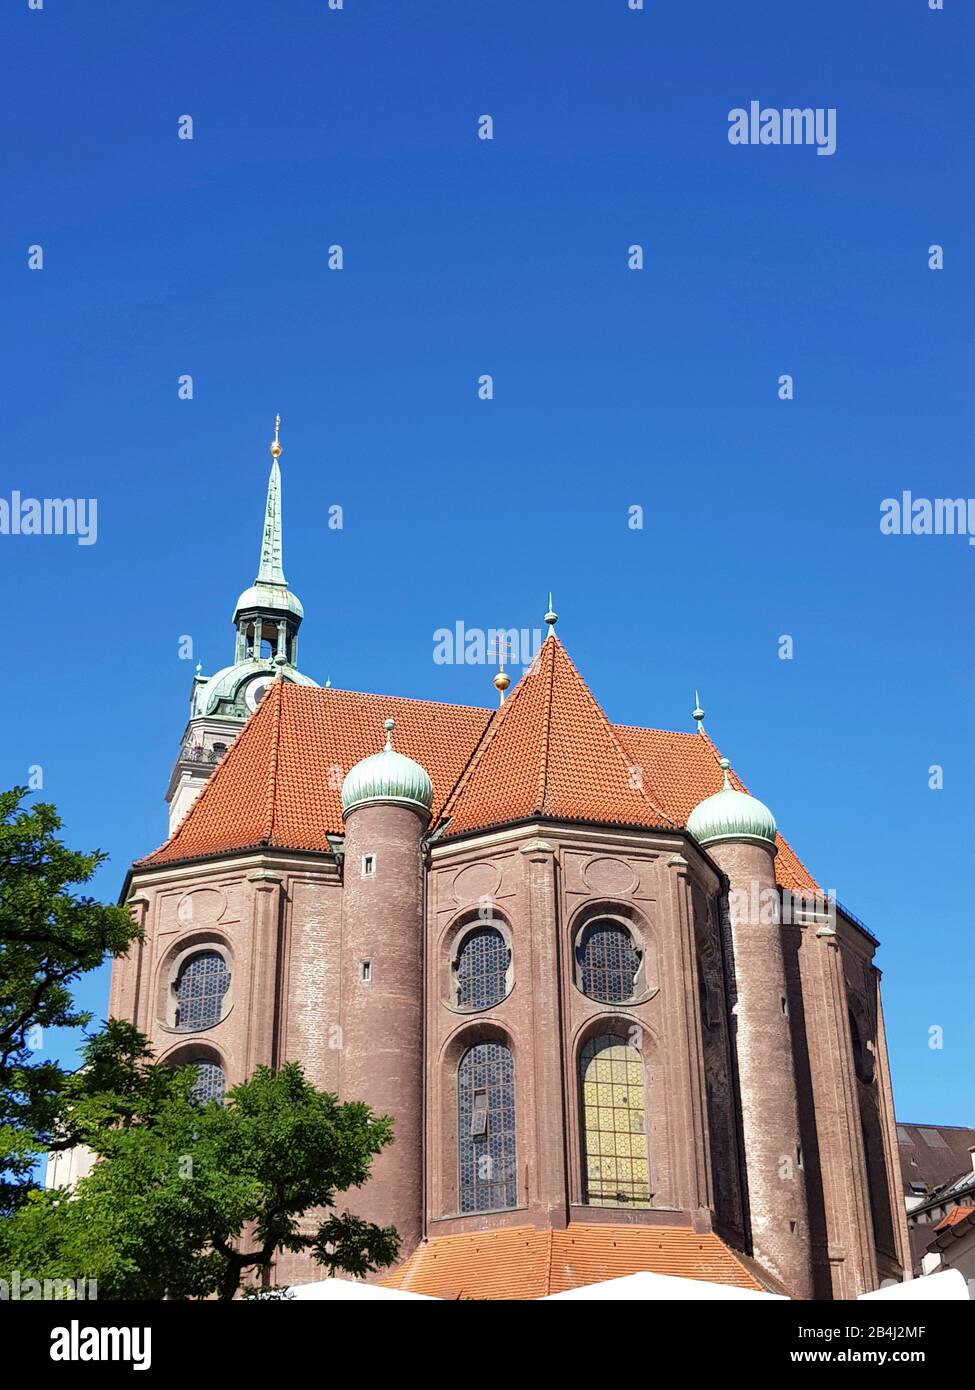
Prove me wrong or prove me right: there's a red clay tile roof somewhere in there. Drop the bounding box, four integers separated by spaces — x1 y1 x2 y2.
138 633 819 894
381 1223 764 1300
615 723 817 892
140 681 490 866
440 635 674 836
934 1204 975 1233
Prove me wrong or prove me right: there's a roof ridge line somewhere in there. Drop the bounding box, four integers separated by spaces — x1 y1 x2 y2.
264 678 284 844
435 705 501 825
136 690 271 865
436 645 545 823
536 636 557 813
700 728 823 894
317 686 491 715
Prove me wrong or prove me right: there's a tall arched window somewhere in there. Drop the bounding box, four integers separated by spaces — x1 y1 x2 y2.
175 950 230 1030
577 922 640 1003
579 1035 650 1208
190 1061 226 1105
458 1042 516 1213
455 928 510 1010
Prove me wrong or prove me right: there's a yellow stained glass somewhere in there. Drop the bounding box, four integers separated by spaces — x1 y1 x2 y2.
579 1037 650 1208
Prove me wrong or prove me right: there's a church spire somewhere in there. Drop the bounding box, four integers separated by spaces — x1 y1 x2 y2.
256 414 287 588
230 418 306 657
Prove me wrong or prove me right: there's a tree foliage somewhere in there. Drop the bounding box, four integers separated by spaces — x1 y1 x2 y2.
0 788 399 1296
0 1049 398 1299
0 787 139 1212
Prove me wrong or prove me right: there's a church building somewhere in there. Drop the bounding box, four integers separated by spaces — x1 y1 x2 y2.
113 424 911 1300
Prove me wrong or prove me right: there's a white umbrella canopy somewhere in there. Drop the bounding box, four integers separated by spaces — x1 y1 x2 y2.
284 1278 438 1301
857 1269 968 1302
541 1271 786 1301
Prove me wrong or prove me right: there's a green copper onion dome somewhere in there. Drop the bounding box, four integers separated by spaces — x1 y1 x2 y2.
341 719 434 818
686 758 777 849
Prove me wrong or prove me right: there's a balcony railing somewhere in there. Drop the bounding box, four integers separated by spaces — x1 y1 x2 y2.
179 744 226 766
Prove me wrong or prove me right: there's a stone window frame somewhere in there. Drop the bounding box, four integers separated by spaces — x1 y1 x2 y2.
568 901 656 1007
157 936 233 1035
442 910 514 1015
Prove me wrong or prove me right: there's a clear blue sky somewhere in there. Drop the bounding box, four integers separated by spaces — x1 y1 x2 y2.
2 1 971 1127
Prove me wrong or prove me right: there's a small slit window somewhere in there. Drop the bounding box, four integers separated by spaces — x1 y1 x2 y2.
361 854 376 879
360 960 372 984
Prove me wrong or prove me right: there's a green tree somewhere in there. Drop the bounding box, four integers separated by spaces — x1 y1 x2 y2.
0 1051 399 1299
0 788 139 1212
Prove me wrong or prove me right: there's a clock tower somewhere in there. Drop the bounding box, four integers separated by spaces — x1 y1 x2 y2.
165 417 317 833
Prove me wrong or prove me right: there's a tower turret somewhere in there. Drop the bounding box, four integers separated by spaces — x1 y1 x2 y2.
688 758 814 1298
339 719 432 1268
165 418 317 833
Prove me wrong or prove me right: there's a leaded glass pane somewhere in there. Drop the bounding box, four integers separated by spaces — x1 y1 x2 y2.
579 1035 650 1208
175 950 230 1030
458 1042 516 1213
577 923 639 1003
456 928 509 1009
190 1061 226 1104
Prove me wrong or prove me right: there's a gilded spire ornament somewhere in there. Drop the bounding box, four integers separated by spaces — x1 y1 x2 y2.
491 632 511 705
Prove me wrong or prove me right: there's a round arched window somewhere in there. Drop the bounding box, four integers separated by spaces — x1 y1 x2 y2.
174 950 230 1030
576 922 640 1003
455 927 510 1010
579 1035 650 1208
458 1042 516 1213
189 1061 226 1105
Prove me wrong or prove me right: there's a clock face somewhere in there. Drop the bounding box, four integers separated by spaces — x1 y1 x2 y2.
243 674 275 712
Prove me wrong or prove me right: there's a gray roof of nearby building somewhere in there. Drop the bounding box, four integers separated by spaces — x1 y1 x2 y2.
897 1122 975 1200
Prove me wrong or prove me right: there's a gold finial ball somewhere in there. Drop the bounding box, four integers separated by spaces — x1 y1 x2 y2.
270 439 282 459
493 671 511 693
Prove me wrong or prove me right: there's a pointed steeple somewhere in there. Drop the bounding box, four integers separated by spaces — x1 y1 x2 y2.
256 415 287 588
439 632 674 836
232 416 304 628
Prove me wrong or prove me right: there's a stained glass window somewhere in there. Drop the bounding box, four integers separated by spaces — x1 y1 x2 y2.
579 1035 651 1208
175 950 230 1030
190 1061 226 1105
577 923 639 1003
456 928 509 1009
458 1042 516 1213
